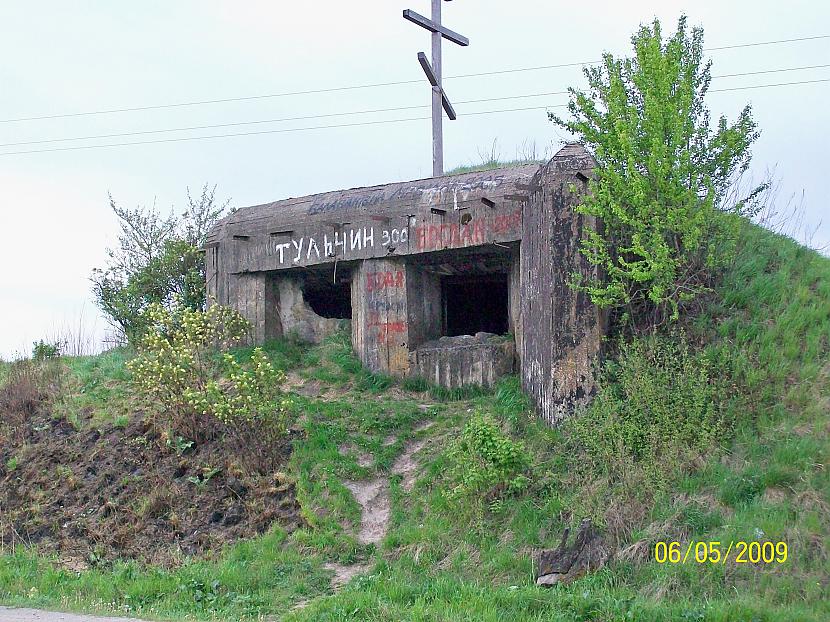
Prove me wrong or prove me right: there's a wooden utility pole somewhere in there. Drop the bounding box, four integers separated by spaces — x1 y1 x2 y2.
403 1 469 177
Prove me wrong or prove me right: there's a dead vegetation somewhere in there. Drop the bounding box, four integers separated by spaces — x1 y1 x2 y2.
0 371 302 568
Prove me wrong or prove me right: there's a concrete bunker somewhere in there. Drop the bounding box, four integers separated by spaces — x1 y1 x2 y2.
205 144 604 423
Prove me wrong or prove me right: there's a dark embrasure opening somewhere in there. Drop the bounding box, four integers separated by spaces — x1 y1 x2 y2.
442 274 509 337
302 277 352 319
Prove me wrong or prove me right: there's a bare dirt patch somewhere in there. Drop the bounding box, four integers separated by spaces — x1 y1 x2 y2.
0 410 303 567
323 561 372 589
343 478 389 545
338 443 373 468
392 439 427 492
343 429 431 544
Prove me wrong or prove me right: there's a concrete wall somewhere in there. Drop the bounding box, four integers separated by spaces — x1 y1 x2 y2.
351 258 411 376
410 334 515 388
221 272 344 345
404 264 442 351
519 145 603 424
273 275 346 344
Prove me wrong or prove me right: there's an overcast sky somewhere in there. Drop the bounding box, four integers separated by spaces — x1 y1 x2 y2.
1 1 828 359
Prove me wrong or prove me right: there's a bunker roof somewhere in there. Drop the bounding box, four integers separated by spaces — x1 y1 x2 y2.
206 162 542 246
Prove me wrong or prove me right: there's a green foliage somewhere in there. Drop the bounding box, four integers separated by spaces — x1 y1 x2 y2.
196 350 293 474
552 16 763 327
303 330 392 393
400 376 430 392
167 435 194 456
444 412 532 510
57 348 132 428
401 375 491 402
0 529 332 620
31 339 62 361
569 332 733 489
91 184 229 342
187 466 222 491
127 302 250 439
492 375 532 430
127 302 292 473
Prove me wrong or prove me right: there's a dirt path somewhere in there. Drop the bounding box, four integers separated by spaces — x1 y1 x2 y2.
344 424 432 545
0 607 151 622
327 423 433 587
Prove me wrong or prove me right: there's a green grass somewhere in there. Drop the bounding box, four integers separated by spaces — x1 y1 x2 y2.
1 220 828 620
444 158 542 176
56 347 133 427
0 529 332 621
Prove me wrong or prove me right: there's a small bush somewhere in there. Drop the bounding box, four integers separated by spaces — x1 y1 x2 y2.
32 339 63 361
569 332 733 489
189 350 293 474
128 303 293 473
127 302 250 441
444 412 532 515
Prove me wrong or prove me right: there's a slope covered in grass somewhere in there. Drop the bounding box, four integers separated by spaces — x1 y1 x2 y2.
0 221 828 621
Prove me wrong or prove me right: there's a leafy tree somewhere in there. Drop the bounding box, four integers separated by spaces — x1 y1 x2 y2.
91 184 230 342
552 16 764 328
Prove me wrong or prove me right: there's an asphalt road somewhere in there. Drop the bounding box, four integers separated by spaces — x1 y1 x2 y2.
0 607 152 622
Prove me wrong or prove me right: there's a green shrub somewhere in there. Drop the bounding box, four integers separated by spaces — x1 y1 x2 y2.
569 332 733 489
32 339 63 361
128 303 293 472
127 302 249 439
444 412 532 515
552 16 763 328
189 349 293 474
91 184 229 342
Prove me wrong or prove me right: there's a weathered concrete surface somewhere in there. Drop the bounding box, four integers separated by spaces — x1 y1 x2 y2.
520 144 604 424
216 272 346 345
0 607 151 622
207 145 605 419
273 276 345 344
409 333 515 388
352 258 411 376
205 164 538 278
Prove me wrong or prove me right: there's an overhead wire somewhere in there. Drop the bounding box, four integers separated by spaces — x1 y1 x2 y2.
2 64 828 149
1 77 828 157
0 34 827 124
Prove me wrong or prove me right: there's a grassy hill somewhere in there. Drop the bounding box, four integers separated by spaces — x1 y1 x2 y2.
0 220 828 621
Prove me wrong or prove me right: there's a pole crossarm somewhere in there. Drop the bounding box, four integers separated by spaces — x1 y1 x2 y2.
417 51 440 86
403 1 468 176
417 52 457 119
402 9 469 46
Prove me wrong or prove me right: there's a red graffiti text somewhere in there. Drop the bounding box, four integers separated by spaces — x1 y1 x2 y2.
366 270 405 292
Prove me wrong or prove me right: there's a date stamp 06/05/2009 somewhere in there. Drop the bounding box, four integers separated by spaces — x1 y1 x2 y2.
654 541 788 565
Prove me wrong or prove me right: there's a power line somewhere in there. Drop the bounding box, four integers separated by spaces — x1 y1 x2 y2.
705 34 829 51
0 93 565 148
1 77 827 157
3 64 827 148
713 63 830 79
0 33 827 124
0 106 553 156
709 77 830 93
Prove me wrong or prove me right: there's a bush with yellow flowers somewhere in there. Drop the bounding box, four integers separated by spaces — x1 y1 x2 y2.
128 302 293 472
